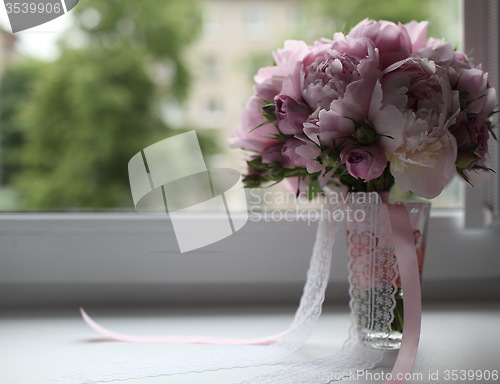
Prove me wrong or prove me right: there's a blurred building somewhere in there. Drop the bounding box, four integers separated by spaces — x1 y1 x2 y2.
0 27 17 75
166 0 300 163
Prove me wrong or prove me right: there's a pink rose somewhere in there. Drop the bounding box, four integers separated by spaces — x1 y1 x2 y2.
340 142 387 181
348 18 412 68
274 94 311 135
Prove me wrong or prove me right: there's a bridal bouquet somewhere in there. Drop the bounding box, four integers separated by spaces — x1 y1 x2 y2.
231 18 497 199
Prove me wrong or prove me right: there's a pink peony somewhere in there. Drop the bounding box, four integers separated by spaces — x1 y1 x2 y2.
294 139 323 173
331 33 374 58
254 40 311 100
403 20 429 52
301 51 386 150
348 18 412 68
417 38 455 66
389 131 457 198
293 139 339 187
450 112 490 169
259 143 281 164
450 66 497 117
309 76 404 154
232 19 496 199
381 58 458 116
301 44 362 110
258 137 316 170
281 137 310 168
340 142 387 181
255 40 310 84
381 58 460 198
452 51 471 68
230 84 280 153
302 103 355 149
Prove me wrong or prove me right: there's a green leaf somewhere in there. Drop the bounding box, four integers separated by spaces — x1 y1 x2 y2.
261 103 277 120
486 120 498 141
458 90 470 109
487 109 500 118
457 167 473 186
249 120 271 133
306 178 322 200
472 165 496 173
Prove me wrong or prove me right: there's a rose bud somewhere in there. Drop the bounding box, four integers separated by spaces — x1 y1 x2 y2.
275 94 311 135
340 142 387 181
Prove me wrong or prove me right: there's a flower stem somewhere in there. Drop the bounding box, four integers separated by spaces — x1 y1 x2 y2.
391 288 404 333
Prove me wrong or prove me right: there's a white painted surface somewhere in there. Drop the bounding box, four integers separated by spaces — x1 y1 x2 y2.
1 303 499 383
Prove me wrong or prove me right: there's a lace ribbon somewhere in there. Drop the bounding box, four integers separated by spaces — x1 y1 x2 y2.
49 199 421 384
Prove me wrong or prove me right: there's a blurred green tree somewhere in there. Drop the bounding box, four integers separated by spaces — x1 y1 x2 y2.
0 0 204 209
14 47 165 208
69 0 202 100
0 60 45 187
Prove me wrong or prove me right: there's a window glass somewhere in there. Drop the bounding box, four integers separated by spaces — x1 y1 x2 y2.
0 0 463 211
244 7 266 38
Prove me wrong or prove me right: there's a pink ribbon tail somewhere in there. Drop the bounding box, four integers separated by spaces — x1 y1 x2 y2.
80 308 286 345
385 204 422 384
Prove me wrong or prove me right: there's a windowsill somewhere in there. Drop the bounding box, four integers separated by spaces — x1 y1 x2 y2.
1 210 500 308
2 302 499 383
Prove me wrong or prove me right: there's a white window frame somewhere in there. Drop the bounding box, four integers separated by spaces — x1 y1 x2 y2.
463 0 500 228
1 0 500 308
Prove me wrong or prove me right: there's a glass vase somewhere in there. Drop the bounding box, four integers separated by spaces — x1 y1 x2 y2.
345 194 430 350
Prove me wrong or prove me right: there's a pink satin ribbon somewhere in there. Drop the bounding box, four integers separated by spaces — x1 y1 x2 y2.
80 308 286 345
385 204 422 384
